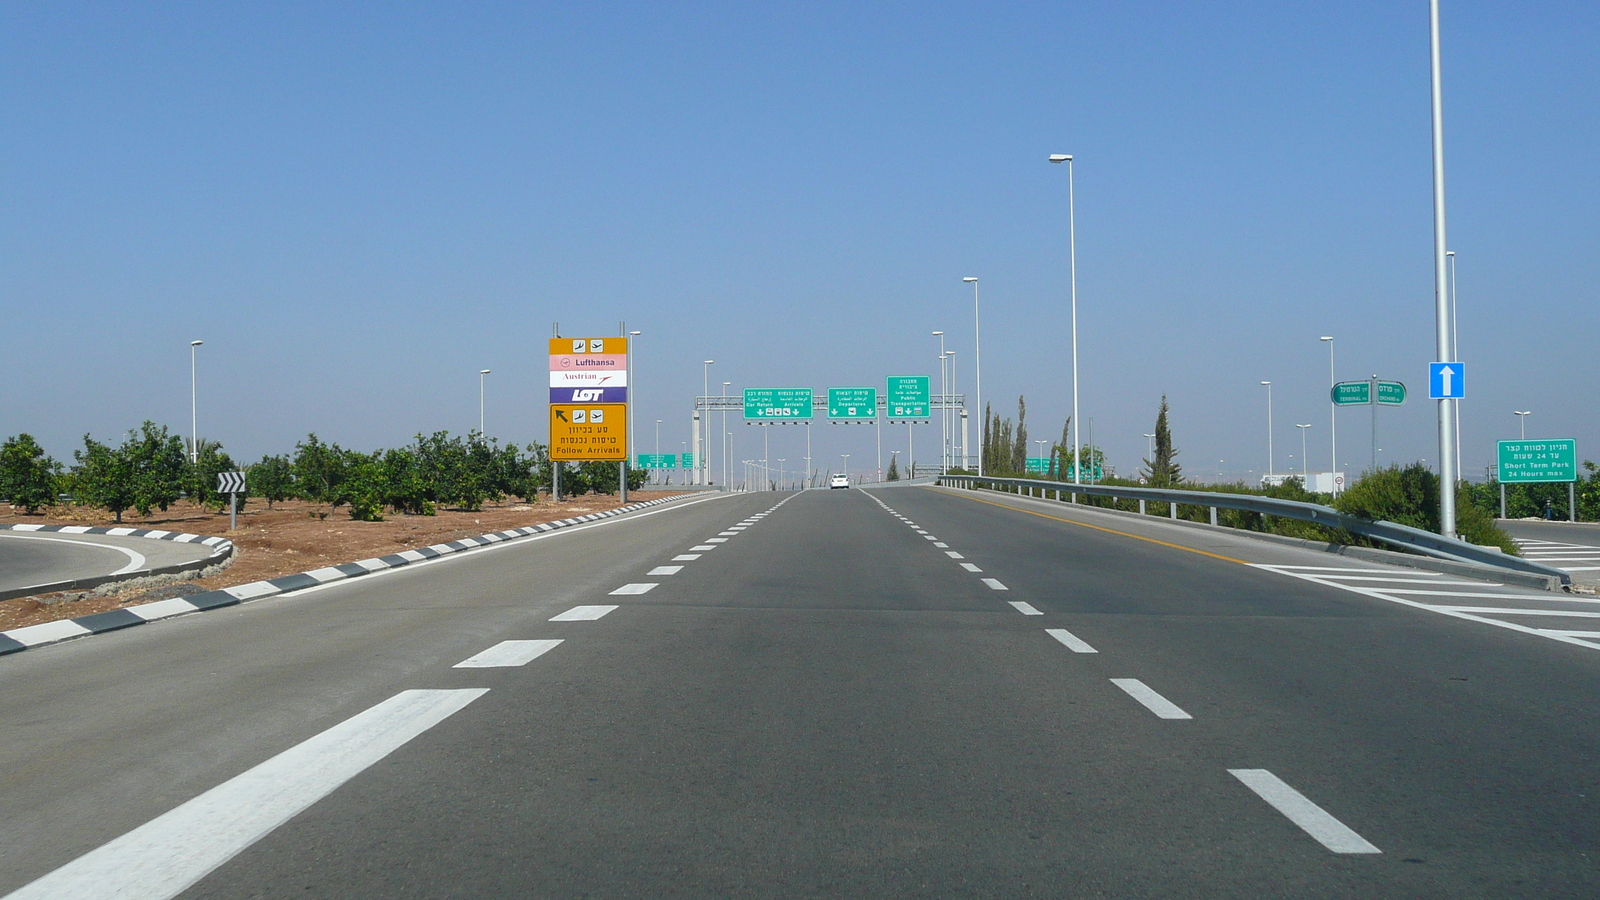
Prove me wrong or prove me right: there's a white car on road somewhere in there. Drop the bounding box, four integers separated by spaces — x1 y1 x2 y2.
829 474 850 489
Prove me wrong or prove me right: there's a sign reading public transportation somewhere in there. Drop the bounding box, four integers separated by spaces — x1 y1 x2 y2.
886 376 931 420
827 387 877 420
1497 439 1577 483
743 387 814 420
549 337 629 461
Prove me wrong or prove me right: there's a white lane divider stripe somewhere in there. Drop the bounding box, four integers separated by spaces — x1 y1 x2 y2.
1046 628 1097 653
923 535 939 541
454 639 564 667
610 583 658 595
705 538 729 543
1228 769 1381 854
672 554 701 561
689 545 717 551
960 562 983 572
1009 601 1043 616
550 605 617 622
934 542 948 548
2 689 489 900
1110 679 1191 719
981 578 1009 591
945 551 964 559
717 531 739 536
647 565 684 576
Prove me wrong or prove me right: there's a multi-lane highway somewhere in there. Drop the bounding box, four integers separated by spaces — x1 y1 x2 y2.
2 486 1598 898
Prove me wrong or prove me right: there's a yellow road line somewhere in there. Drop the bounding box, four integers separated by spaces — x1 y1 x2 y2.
943 490 1252 566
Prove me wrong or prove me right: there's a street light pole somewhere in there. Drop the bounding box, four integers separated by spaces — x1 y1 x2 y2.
722 381 731 492
189 340 204 463
1261 381 1274 478
933 331 947 472
1144 433 1155 462
962 277 981 476
1429 0 1460 537
1049 153 1081 486
841 453 850 484
1320 336 1337 490
629 329 641 467
702 360 714 486
1297 424 1312 481
1515 411 1530 440
1447 252 1461 482
947 351 959 468
478 369 491 435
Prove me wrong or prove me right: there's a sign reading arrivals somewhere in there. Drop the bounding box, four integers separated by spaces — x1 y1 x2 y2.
549 337 629 461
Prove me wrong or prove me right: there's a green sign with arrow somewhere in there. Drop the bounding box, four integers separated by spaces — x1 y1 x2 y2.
743 387 814 420
827 387 878 420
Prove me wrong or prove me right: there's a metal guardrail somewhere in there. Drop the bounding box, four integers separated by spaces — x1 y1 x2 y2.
937 474 1572 586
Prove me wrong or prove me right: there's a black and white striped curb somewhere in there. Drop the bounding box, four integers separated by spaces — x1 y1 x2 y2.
0 524 236 602
0 494 699 658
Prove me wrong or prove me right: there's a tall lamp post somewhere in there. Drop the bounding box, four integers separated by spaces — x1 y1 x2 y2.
1429 0 1460 537
629 329 641 468
478 369 491 435
188 340 204 463
1049 153 1081 487
1446 252 1461 482
1143 433 1156 468
722 381 731 492
841 453 850 485
1261 381 1274 478
962 277 981 476
1514 410 1530 440
933 331 947 471
1296 424 1312 481
1319 336 1337 490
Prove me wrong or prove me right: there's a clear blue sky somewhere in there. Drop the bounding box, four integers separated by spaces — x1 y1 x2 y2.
3 1 1595 483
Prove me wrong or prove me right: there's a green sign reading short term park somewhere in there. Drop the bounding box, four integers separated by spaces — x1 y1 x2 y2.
1497 439 1577 483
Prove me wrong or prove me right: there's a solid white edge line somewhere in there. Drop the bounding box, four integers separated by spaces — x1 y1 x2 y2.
3 689 489 900
1109 678 1191 719
1228 768 1381 854
453 639 564 667
1045 627 1097 653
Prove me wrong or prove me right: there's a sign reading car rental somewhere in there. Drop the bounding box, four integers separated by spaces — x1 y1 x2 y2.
1497 439 1577 483
744 388 814 419
550 337 629 460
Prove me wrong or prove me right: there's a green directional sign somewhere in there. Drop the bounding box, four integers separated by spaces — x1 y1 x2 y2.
1498 439 1577 483
1332 382 1370 405
886 375 931 420
743 387 814 420
1025 457 1051 474
1331 380 1406 405
680 452 694 469
636 453 678 469
827 387 877 420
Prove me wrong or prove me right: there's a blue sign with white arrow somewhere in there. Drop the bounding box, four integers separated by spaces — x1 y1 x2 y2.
1429 362 1465 399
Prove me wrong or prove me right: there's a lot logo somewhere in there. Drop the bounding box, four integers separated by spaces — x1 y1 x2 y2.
571 389 604 401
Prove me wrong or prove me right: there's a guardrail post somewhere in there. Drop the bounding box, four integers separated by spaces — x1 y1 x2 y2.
1139 498 1146 516
1210 506 1218 526
1169 502 1178 520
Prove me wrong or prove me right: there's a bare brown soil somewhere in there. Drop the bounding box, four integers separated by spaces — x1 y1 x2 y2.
1 492 685 632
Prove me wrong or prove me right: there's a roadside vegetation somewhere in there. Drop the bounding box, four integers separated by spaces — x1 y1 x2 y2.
0 425 647 523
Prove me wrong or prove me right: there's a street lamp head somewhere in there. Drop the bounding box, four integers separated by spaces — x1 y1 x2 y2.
190 340 204 347
1260 380 1271 386
480 369 491 375
1048 154 1071 163
962 276 977 283
1515 410 1531 416
630 330 641 336
1445 251 1455 258
932 331 943 336
704 360 714 365
1319 336 1333 342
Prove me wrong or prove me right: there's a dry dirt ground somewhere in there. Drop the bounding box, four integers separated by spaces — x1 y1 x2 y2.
1 491 687 632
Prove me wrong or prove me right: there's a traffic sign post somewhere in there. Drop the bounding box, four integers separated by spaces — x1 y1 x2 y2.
1429 362 1465 400
743 388 814 420
827 387 878 421
217 471 245 531
1332 377 1405 471
886 376 931 421
1498 439 1579 522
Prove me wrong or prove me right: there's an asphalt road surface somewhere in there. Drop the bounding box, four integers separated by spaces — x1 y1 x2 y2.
1499 519 1600 584
0 530 219 595
2 487 1598 898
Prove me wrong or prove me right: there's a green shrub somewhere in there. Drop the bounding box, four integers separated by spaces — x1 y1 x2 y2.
0 434 61 514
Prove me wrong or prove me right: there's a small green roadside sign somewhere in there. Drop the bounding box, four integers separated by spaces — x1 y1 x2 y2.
636 454 678 469
1376 381 1406 405
743 387 814 420
1497 439 1577 483
827 387 877 420
1332 380 1406 405
680 452 694 469
886 375 931 420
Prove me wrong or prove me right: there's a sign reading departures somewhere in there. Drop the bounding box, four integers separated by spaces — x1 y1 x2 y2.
550 337 629 461
827 387 877 421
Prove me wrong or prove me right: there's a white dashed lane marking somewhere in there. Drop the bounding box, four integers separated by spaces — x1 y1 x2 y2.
672 554 701 561
610 583 658 595
981 578 1008 591
960 563 983 572
934 542 948 548
1046 628 1097 653
689 544 717 551
1009 601 1043 616
454 640 564 668
1229 769 1381 854
705 538 729 543
945 551 964 559
550 606 617 622
647 565 683 576
1110 679 1192 719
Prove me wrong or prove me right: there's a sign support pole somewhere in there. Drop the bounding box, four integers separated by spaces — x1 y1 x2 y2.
1429 0 1459 538
1370 375 1378 472
229 493 238 531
